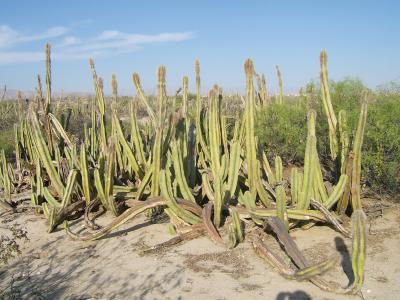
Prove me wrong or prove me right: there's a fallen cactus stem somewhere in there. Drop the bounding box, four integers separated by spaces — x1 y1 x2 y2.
310 198 351 238
65 197 168 241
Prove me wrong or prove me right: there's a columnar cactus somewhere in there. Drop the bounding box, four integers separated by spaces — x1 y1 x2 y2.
349 209 367 294
297 110 317 210
320 50 338 160
276 185 289 230
194 60 210 160
275 65 283 104
338 110 349 174
89 59 107 151
244 59 271 207
43 44 54 155
150 66 167 197
351 100 368 210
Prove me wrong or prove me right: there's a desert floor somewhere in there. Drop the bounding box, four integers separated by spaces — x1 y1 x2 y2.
1 200 399 300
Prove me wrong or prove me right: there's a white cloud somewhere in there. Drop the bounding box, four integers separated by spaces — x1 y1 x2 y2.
0 25 68 48
97 30 122 40
0 51 43 64
0 26 18 47
0 26 194 64
64 31 194 53
95 30 194 44
61 36 81 46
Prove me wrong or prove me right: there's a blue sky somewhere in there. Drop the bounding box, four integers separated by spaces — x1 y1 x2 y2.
0 1 399 95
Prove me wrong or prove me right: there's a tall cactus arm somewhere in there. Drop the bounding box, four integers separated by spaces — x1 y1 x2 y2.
351 101 368 210
320 50 338 160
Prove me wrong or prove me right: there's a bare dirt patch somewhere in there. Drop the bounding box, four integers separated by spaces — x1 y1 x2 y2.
1 202 400 299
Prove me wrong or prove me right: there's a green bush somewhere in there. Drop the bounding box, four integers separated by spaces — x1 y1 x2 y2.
0 127 15 160
256 78 400 197
256 100 308 163
362 95 400 194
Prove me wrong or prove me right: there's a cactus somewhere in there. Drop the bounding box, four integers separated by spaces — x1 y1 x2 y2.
290 167 302 205
182 76 189 117
336 153 353 214
30 113 65 196
65 197 169 241
325 174 348 210
194 60 210 160
0 150 12 200
14 124 21 174
250 208 328 222
89 102 98 157
130 101 146 168
93 141 119 216
228 207 244 248
202 201 225 246
132 73 156 127
150 66 167 198
170 138 195 202
207 87 224 226
111 74 118 105
48 113 73 149
286 256 338 281
244 59 271 206
45 44 51 112
275 65 283 104
320 50 338 160
262 152 276 185
113 112 143 177
338 110 349 174
351 100 368 210
41 168 78 232
42 44 55 156
276 185 289 230
160 169 201 225
226 139 242 197
297 111 317 210
89 59 107 150
255 73 268 106
79 144 91 205
275 155 283 183
349 209 367 294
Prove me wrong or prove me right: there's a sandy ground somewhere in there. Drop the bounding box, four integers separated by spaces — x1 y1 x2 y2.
1 201 399 300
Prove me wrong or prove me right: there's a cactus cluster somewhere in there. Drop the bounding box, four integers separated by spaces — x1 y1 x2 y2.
0 45 369 294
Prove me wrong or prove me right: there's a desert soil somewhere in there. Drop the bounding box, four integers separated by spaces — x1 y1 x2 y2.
1 200 399 300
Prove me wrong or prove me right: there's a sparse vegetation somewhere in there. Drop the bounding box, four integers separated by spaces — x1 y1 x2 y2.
0 224 28 265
